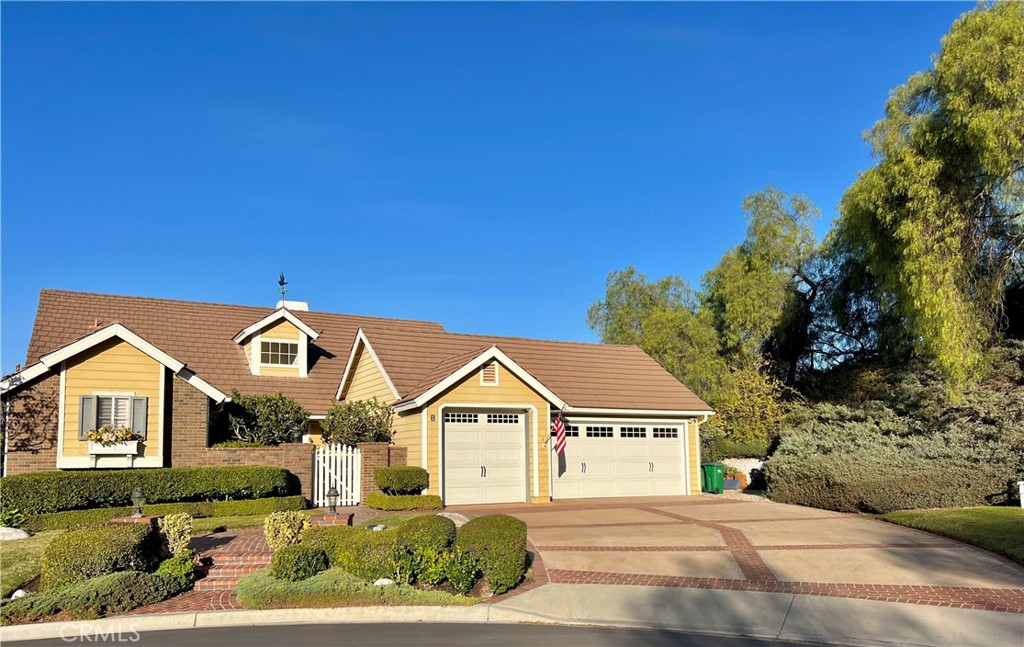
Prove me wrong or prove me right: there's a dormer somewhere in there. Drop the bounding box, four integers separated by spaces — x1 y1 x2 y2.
233 303 319 377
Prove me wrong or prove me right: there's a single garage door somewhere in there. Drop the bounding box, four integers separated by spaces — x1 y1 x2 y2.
551 422 687 499
443 410 527 505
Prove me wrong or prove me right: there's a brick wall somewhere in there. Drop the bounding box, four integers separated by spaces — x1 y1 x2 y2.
358 441 408 496
2 372 60 475
196 444 316 500
167 372 212 467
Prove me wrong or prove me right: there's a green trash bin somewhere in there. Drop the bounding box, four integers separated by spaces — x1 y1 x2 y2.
701 462 725 494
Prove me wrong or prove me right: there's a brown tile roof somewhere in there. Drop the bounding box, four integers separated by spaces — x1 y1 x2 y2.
365 327 712 412
26 290 445 414
25 290 712 415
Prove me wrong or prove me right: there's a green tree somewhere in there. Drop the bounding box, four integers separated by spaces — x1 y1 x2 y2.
227 392 309 445
837 1 1024 391
320 398 395 447
701 187 823 384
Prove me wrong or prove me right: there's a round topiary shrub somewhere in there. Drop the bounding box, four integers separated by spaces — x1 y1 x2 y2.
375 466 429 495
270 545 329 582
454 514 527 595
264 511 309 551
395 515 456 554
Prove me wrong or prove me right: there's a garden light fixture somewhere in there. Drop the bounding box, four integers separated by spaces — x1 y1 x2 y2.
326 486 339 514
130 487 146 518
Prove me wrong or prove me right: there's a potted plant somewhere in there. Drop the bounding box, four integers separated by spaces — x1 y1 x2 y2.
85 424 140 456
723 466 747 490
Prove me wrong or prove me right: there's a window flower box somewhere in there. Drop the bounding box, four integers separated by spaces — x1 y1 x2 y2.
87 440 139 456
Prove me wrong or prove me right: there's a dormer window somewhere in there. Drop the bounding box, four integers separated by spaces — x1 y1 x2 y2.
234 307 319 378
261 340 298 367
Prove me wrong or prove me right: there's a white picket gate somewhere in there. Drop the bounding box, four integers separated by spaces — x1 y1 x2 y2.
313 444 361 507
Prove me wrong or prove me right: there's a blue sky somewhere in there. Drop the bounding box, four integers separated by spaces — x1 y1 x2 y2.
1 2 971 372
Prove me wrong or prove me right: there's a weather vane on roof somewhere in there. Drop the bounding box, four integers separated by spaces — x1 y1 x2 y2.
278 272 288 300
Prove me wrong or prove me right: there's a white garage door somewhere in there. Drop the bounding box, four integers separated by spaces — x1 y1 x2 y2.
551 422 687 499
443 410 527 505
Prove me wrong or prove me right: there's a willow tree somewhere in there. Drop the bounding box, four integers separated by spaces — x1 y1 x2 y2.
838 1 1024 391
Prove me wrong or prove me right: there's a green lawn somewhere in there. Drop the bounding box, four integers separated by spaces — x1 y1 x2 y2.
0 530 64 597
882 507 1024 564
192 509 331 534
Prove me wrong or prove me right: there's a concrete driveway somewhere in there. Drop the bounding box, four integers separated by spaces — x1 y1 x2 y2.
454 495 1024 610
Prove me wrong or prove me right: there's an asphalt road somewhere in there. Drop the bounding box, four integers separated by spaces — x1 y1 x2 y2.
19 623 827 647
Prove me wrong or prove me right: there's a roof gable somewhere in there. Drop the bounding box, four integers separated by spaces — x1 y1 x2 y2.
336 329 401 402
233 308 320 343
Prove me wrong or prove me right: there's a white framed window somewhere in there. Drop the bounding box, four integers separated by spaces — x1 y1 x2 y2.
260 340 299 367
97 395 132 428
486 413 520 424
585 425 614 438
653 427 679 438
551 424 580 438
444 412 479 423
620 426 647 438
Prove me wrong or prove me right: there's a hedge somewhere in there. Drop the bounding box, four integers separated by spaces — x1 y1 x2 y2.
395 515 455 554
1 466 296 515
40 524 164 590
301 526 358 565
270 545 329 582
1 571 183 625
365 493 443 511
334 528 400 581
375 466 429 495
454 515 527 595
236 568 475 610
23 496 307 532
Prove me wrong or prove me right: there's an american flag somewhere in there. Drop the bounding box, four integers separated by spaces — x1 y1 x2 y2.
553 414 567 456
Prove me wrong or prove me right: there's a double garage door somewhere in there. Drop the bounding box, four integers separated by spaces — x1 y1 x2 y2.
551 422 687 499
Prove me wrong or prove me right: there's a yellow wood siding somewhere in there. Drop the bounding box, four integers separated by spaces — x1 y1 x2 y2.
63 339 161 460
262 320 301 340
345 346 394 402
688 420 701 494
261 366 301 377
244 341 252 366
392 413 422 469
424 363 550 501
306 420 325 446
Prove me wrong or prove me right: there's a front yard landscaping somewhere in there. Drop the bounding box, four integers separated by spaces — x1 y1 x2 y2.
0 530 63 598
882 507 1024 564
237 510 528 610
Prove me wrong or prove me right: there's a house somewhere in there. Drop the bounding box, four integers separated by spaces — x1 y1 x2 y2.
0 290 714 505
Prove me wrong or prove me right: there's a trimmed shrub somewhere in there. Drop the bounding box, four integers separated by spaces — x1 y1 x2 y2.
23 496 307 532
455 515 527 595
1 571 183 624
365 493 442 511
40 524 164 591
445 548 479 594
159 513 193 556
264 511 310 551
270 545 328 582
301 526 358 565
1 466 296 515
702 435 770 462
236 568 475 610
334 528 400 581
375 466 429 495
156 554 197 591
395 515 455 554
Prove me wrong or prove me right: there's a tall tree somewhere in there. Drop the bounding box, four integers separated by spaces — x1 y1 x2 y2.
837 1 1024 391
701 187 822 384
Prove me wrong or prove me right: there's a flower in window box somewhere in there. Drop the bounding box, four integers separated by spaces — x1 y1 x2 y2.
85 424 140 447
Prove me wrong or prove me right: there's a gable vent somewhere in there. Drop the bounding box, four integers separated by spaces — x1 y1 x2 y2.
481 362 498 385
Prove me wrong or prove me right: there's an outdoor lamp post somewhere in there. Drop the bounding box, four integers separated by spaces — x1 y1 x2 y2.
326 486 339 514
130 487 146 518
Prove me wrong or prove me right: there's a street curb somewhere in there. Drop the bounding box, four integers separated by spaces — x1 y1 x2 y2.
0 603 897 646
